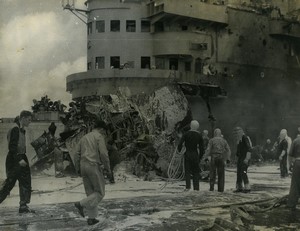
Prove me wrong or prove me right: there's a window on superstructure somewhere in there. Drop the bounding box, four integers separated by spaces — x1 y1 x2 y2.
185 62 191 71
87 62 92 70
181 25 188 31
126 20 136 32
154 22 164 32
110 56 120 69
95 57 105 69
169 58 178 70
195 58 202 74
141 20 150 32
141 57 151 69
111 20 120 32
96 20 105 33
87 22 93 34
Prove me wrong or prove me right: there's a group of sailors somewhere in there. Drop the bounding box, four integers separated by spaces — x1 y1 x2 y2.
177 121 253 193
177 120 300 211
261 128 300 178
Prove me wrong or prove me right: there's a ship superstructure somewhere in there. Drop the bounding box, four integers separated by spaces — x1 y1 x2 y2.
64 0 300 143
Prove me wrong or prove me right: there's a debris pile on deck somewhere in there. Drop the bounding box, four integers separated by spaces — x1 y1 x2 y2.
200 195 297 231
30 85 191 179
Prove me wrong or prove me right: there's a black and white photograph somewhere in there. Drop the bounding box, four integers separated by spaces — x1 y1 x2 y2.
0 0 300 230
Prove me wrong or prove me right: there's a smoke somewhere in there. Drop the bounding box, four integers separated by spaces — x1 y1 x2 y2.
0 57 86 117
0 6 87 117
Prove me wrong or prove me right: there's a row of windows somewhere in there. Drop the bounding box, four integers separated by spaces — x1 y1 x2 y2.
88 20 151 34
88 57 209 73
88 56 151 70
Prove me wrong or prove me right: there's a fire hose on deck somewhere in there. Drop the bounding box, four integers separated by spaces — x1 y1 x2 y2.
160 146 185 190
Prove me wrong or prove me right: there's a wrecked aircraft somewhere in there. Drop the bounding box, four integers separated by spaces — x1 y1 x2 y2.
30 83 222 179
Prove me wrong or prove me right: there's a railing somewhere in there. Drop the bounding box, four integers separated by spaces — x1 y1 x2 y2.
66 69 182 83
147 0 228 24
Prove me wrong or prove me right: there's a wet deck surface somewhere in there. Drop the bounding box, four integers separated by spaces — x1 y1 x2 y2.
0 191 299 231
0 165 298 230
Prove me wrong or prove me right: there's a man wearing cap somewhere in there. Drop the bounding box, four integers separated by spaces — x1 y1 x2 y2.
74 120 112 225
0 110 34 213
178 120 204 191
234 127 252 193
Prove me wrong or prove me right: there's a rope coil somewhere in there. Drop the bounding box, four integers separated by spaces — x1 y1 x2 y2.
160 146 185 190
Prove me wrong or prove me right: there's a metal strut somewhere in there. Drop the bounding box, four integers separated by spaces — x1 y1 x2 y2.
62 0 89 24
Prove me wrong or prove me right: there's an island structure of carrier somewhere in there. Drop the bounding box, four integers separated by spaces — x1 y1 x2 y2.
63 0 300 142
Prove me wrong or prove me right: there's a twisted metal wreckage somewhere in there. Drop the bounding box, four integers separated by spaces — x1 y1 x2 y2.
30 82 225 180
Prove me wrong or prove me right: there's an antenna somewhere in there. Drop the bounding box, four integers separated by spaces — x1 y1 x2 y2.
62 0 89 24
